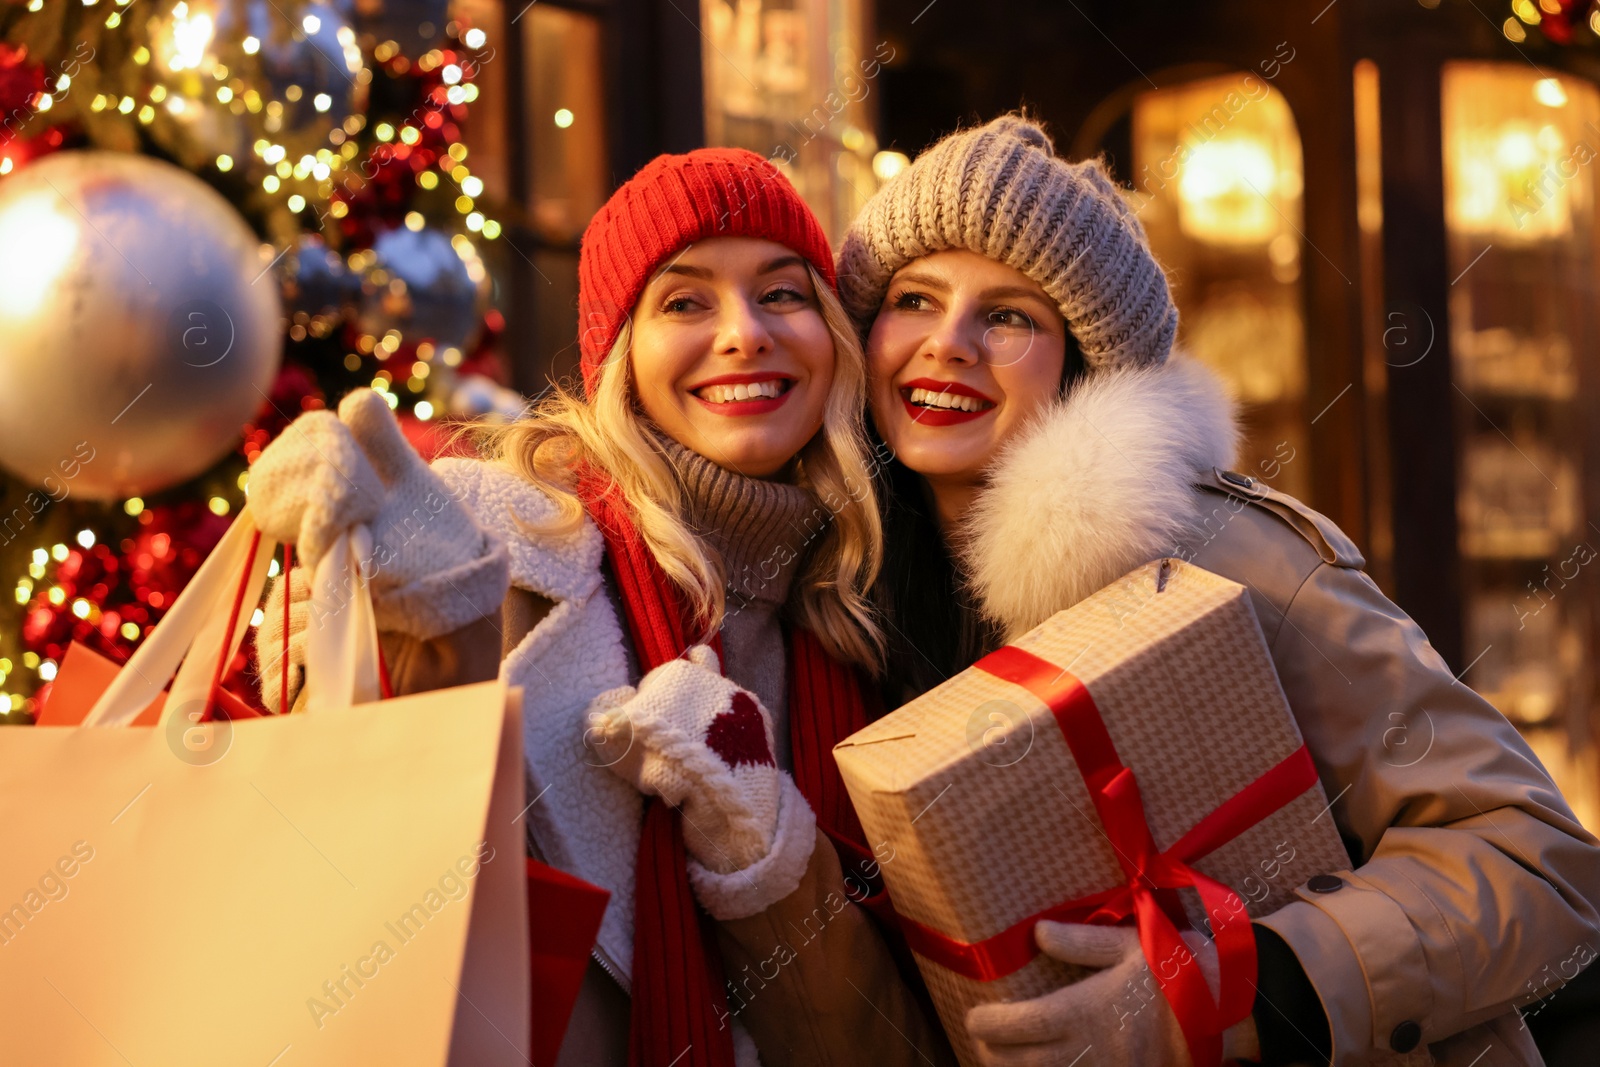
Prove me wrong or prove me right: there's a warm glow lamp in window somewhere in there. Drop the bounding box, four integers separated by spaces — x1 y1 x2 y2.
1132 73 1309 499
1177 136 1284 245
1445 66 1596 244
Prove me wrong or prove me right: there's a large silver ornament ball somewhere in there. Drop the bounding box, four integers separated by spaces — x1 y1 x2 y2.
0 151 282 500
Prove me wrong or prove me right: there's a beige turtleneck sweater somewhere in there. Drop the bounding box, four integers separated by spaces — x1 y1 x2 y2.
383 436 826 771
373 443 957 1067
650 438 820 772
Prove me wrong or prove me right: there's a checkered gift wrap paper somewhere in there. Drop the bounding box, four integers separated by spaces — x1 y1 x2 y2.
833 559 1351 1066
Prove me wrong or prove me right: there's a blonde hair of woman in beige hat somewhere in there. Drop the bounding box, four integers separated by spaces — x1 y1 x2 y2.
837 113 1600 1067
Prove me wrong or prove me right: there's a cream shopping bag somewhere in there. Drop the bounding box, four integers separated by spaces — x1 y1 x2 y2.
0 507 531 1066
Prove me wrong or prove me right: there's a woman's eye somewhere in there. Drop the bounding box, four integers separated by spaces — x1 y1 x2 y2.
892 291 930 311
761 286 806 305
989 307 1034 329
662 296 699 314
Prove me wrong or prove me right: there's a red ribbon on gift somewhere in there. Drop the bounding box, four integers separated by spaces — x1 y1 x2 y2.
898 646 1321 1067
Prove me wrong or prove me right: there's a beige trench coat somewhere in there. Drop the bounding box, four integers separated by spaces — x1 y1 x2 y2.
954 356 1600 1066
1187 471 1596 1065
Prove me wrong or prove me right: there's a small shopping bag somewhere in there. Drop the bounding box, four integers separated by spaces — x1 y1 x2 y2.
38 640 266 727
527 857 611 1065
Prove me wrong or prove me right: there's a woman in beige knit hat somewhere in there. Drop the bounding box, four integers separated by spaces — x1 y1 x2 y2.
839 113 1600 1067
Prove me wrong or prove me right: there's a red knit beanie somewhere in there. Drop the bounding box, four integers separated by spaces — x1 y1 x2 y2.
576 147 837 396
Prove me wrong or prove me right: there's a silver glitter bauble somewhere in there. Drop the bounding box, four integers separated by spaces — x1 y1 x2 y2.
358 225 486 355
284 232 360 320
239 1 365 143
0 151 282 499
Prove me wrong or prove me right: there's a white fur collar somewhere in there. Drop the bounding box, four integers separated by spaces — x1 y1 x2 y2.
955 357 1239 640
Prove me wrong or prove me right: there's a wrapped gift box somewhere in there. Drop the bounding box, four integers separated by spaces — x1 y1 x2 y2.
834 558 1351 1066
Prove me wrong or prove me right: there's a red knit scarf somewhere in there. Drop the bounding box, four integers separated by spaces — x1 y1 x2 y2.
576 470 876 1067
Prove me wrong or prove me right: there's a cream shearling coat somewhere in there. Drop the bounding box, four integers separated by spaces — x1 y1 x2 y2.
374 457 954 1067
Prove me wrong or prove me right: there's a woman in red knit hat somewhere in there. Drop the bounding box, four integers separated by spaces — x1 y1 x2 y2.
247 147 955 1067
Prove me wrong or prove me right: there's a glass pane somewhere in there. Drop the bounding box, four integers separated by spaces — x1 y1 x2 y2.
524 7 608 244
699 0 886 240
531 247 581 388
1131 75 1310 499
1442 61 1600 829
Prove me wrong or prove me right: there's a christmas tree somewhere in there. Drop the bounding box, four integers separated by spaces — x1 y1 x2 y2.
0 0 528 721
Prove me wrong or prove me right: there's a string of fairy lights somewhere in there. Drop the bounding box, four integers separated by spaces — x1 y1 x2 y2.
1489 0 1600 42
0 0 505 714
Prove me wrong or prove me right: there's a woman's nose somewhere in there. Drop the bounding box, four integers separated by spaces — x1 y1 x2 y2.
714 297 774 357
922 313 981 366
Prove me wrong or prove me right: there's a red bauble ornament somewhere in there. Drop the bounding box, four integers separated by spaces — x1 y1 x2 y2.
241 363 326 463
0 43 46 116
1538 0 1580 43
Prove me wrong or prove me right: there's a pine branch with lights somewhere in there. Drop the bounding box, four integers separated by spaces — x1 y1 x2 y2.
0 0 527 721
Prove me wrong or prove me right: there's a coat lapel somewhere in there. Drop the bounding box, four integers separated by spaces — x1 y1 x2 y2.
435 458 643 982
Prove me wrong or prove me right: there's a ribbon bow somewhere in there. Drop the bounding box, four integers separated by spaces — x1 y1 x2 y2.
898 645 1320 1067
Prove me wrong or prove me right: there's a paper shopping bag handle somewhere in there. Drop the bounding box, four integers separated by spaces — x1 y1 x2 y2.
83 509 385 726
300 524 383 713
84 508 277 727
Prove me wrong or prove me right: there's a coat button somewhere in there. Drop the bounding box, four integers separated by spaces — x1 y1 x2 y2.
1307 874 1344 894
1390 1020 1422 1053
1220 470 1256 489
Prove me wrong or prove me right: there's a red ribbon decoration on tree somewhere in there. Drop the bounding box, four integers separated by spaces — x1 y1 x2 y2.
896 645 1321 1067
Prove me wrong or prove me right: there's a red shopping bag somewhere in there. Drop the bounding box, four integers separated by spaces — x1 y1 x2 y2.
527 857 611 1064
38 641 266 726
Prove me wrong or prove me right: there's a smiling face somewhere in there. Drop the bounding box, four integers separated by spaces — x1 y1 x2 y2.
867 249 1069 492
628 236 835 478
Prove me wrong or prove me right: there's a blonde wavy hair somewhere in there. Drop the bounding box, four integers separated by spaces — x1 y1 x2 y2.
469 263 885 671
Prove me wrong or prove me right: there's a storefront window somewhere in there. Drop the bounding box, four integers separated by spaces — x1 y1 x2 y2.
1131 74 1310 499
1442 62 1599 827
523 6 608 244
700 0 885 240
517 5 609 385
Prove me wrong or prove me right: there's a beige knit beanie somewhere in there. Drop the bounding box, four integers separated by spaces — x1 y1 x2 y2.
837 113 1178 371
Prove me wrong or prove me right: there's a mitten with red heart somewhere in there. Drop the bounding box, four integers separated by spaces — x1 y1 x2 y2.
585 645 818 920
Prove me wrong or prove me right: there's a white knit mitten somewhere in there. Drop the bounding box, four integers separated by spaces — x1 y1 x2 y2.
334 389 508 638
247 409 385 568
585 645 817 920
249 388 509 641
966 922 1260 1067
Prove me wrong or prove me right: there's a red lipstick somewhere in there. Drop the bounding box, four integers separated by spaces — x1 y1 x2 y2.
898 378 997 426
